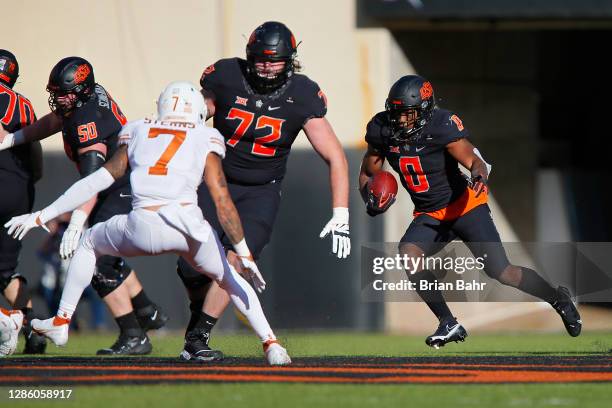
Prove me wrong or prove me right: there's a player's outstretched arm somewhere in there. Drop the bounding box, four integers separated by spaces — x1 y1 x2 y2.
3 146 128 241
304 117 351 258
203 152 266 292
0 112 63 151
446 138 491 197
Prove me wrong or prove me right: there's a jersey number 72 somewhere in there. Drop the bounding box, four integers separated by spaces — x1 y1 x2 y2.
225 107 284 157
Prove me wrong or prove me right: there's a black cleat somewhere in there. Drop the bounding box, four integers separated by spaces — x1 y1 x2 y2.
136 304 169 332
550 286 582 337
425 319 468 349
179 330 224 362
96 333 152 355
22 322 47 354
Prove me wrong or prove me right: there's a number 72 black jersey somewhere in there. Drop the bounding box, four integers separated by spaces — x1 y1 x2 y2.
200 57 327 185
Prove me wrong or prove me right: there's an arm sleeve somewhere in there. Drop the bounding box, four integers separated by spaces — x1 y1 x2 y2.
39 167 116 223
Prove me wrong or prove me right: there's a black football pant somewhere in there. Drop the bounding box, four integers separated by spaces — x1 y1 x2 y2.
400 203 510 279
89 182 133 297
0 173 34 291
177 180 282 288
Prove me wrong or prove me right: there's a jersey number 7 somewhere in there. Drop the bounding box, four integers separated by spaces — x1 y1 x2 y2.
147 128 186 175
225 107 284 157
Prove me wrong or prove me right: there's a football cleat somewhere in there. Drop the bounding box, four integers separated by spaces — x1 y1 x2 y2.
31 316 69 347
96 333 152 355
425 319 468 349
136 303 169 332
22 320 47 354
264 339 292 366
550 286 582 337
179 330 224 362
0 309 24 356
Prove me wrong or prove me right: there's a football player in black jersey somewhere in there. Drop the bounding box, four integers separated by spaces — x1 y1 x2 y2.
359 75 582 348
176 21 350 361
0 49 47 355
0 57 167 355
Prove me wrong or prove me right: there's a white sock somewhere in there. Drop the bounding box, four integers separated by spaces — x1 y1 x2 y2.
57 235 97 321
222 264 276 343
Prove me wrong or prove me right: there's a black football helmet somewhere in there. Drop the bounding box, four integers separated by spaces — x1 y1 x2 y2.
245 21 297 93
0 49 19 88
385 75 436 143
46 56 95 114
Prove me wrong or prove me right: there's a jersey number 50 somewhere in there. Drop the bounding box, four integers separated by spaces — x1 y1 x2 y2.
225 108 284 157
399 156 430 193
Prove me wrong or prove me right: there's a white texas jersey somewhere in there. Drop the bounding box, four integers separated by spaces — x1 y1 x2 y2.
118 118 225 208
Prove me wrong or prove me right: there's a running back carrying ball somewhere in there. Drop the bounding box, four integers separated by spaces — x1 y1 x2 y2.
366 170 398 216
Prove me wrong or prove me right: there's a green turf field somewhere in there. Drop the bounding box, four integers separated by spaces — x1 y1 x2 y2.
3 331 612 408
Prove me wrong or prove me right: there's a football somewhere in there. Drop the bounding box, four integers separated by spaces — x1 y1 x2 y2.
369 170 398 205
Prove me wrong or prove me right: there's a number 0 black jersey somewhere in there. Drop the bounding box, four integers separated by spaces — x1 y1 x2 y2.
0 82 37 181
365 108 470 213
60 84 129 190
200 58 327 185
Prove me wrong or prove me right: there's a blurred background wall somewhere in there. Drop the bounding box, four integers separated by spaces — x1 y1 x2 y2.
3 0 612 333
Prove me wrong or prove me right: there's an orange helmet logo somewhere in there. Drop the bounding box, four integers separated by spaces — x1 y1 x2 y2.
74 64 91 84
420 81 433 100
8 62 16 73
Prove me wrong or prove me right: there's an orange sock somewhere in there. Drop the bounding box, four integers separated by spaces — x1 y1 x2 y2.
263 339 279 352
53 315 71 326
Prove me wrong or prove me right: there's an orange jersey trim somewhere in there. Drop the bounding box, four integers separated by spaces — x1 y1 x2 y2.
413 187 488 221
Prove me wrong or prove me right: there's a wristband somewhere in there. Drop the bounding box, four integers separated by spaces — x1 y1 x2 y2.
233 238 251 257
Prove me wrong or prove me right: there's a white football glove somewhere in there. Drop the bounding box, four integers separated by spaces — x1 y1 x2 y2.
0 132 14 151
4 211 49 240
239 257 266 293
319 207 351 259
59 209 88 259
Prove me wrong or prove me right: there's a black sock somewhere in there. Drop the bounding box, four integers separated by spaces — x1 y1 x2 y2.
518 267 557 303
186 307 217 338
409 270 455 323
115 312 143 337
131 290 153 311
21 307 34 325
185 300 204 334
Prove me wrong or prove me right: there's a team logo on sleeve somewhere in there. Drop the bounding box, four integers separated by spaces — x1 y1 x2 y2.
235 96 248 106
450 114 464 131
419 82 433 100
74 64 92 84
318 90 328 107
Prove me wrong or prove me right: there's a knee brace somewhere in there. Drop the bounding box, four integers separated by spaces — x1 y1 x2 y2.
91 256 132 298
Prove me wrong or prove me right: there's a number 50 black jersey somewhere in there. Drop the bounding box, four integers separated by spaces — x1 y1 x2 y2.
200 58 326 185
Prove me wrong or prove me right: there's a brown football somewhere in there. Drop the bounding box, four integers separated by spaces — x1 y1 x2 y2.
369 171 398 206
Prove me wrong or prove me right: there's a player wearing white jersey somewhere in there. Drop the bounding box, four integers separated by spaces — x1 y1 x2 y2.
3 81 291 365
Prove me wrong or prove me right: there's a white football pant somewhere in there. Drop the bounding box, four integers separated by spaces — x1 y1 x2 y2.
59 204 275 342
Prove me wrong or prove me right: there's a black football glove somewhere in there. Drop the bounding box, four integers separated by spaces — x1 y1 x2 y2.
366 191 396 217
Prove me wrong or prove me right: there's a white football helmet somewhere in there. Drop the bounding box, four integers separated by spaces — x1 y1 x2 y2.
157 81 207 124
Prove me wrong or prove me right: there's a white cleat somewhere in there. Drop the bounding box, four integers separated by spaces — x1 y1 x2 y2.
31 317 70 347
264 340 292 366
0 309 24 356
